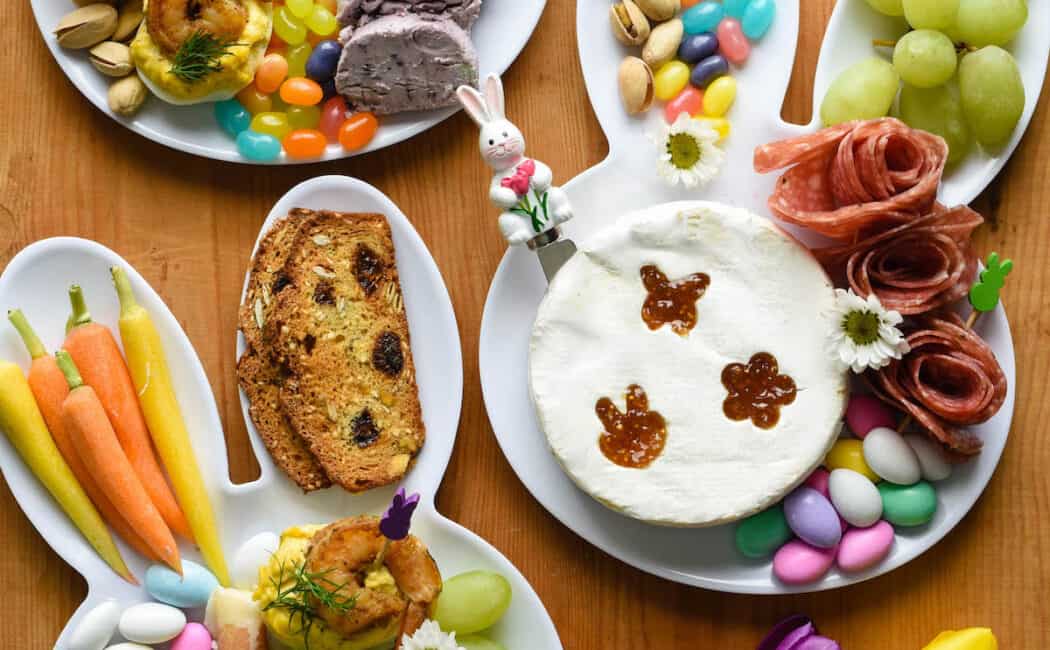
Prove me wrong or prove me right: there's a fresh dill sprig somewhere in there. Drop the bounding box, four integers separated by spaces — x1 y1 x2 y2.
262 559 358 650
169 30 239 83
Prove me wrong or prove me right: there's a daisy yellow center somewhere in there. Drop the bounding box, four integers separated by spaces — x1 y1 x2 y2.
842 309 881 345
667 132 701 169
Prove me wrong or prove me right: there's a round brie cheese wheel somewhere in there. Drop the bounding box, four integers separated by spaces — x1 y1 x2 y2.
529 202 848 527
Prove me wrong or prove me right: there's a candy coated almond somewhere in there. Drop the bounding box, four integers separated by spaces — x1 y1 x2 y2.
836 520 894 572
825 439 879 481
803 467 830 498
864 426 921 485
773 539 836 585
846 394 896 438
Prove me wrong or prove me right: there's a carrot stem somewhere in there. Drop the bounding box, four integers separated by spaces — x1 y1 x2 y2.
8 309 47 360
55 351 84 390
67 285 94 333
112 267 137 317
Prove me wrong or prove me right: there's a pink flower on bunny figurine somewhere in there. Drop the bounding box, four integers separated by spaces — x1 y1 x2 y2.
457 74 574 246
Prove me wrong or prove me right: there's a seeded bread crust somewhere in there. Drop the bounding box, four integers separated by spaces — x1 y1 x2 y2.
267 211 425 492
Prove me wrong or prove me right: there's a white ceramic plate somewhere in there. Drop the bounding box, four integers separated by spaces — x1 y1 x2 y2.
29 0 546 164
0 175 562 647
477 0 1027 592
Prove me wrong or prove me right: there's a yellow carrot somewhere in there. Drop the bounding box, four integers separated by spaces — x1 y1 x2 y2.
111 266 230 585
0 360 136 584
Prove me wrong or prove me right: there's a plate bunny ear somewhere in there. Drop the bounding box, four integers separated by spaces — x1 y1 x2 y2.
484 74 505 119
456 84 491 126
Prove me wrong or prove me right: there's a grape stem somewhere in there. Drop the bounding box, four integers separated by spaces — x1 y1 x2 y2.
871 38 977 53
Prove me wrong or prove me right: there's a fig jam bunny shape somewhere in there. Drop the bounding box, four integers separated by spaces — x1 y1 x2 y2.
595 384 667 468
640 265 711 336
721 353 797 429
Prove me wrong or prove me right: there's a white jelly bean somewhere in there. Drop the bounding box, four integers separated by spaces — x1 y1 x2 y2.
863 426 921 485
904 433 953 481
68 599 121 650
828 468 883 527
118 602 186 644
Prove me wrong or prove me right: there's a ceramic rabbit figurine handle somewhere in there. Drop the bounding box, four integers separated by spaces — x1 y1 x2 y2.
457 74 575 248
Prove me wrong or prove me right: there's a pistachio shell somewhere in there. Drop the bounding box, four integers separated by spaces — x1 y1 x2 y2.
610 1 651 47
108 74 148 116
55 4 118 49
618 56 654 115
643 18 684 69
89 41 133 77
113 0 145 42
634 0 680 22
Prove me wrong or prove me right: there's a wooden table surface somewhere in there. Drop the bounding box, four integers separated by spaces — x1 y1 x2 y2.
3 0 1048 647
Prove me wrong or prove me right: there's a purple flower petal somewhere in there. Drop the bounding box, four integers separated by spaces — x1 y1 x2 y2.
757 616 812 650
795 636 840 650
379 488 420 541
779 622 817 649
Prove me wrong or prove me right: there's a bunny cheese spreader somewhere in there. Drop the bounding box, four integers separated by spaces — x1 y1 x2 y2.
457 74 578 281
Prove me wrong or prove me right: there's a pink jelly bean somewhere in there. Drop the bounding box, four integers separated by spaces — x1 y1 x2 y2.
773 539 837 585
717 18 751 65
803 468 830 498
846 394 897 438
836 520 894 572
170 622 212 650
664 85 704 123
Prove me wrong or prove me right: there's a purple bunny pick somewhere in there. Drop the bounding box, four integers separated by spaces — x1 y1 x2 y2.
380 488 421 541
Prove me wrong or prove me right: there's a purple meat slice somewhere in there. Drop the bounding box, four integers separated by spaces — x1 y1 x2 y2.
335 14 478 116
337 0 483 31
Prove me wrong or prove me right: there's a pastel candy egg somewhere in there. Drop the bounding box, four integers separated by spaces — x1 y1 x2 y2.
68 599 120 650
879 481 937 526
723 0 751 18
864 426 921 485
836 520 894 572
741 0 775 39
690 54 729 88
716 18 750 65
783 487 842 548
654 60 691 101
677 32 719 64
825 439 879 481
905 434 953 482
105 645 153 650
232 531 280 590
828 468 883 527
773 540 836 585
846 394 896 438
146 559 220 608
923 628 998 650
803 467 830 498
170 622 213 650
118 602 187 644
682 1 724 35
734 504 792 558
664 86 703 123
702 75 736 117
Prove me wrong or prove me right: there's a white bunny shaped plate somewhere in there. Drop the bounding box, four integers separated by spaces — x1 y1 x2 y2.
476 0 1031 593
0 176 561 647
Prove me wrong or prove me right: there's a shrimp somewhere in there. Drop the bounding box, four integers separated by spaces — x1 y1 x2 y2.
147 0 248 53
304 516 443 647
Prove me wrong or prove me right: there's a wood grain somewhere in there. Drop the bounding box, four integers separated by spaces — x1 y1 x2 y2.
2 1 1048 647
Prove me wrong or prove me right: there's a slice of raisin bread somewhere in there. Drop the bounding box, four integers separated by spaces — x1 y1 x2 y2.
267 211 425 492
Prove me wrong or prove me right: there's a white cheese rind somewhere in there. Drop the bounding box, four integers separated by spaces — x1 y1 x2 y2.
529 202 847 527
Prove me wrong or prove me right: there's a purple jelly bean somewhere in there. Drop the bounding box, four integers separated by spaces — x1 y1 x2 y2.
690 54 729 88
678 32 719 64
783 486 842 549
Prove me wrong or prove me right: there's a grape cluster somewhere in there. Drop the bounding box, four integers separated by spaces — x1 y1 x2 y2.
822 0 1027 165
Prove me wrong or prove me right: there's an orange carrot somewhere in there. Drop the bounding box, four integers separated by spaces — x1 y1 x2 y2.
62 286 194 543
8 309 159 563
56 351 181 574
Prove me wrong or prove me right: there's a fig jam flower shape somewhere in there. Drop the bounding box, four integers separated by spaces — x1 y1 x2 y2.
721 352 797 429
380 487 420 541
830 288 910 373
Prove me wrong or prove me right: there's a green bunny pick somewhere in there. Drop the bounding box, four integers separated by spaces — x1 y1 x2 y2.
969 252 1014 313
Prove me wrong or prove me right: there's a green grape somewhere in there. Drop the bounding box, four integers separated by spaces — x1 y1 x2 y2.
955 0 1027 46
958 46 1025 146
897 83 972 165
432 571 512 635
892 30 958 88
904 0 959 29
820 58 901 127
458 636 508 650
864 0 904 16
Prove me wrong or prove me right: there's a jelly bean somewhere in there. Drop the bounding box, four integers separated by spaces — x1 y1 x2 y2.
170 622 213 650
784 486 841 549
320 77 337 100
723 0 751 17
275 6 308 45
306 29 327 47
690 54 728 88
699 116 730 139
681 0 702 7
682 1 724 35
319 96 349 142
286 42 313 78
317 0 337 12
879 481 936 526
717 18 751 65
237 130 282 161
232 531 279 590
678 32 718 64
215 99 253 138
68 600 121 650
836 520 894 572
846 394 896 438
306 40 342 82
286 0 313 19
251 112 292 139
236 84 273 115
702 75 736 116
255 53 289 94
923 628 998 650
904 434 952 482
734 504 792 558
306 4 338 35
742 0 775 39
653 60 691 101
803 467 830 498
773 539 836 585
664 85 703 123
287 104 321 129
146 560 219 608
825 439 879 481
283 129 327 158
339 112 379 150
280 77 323 106
864 427 921 485
119 603 186 644
828 468 883 527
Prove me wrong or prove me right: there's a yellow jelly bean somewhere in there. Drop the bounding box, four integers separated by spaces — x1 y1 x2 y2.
250 112 292 140
699 117 730 140
824 439 879 481
702 75 737 117
654 61 691 102
923 628 998 650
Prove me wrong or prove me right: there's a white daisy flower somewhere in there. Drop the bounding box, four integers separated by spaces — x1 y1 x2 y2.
401 620 465 650
654 113 725 189
830 289 910 373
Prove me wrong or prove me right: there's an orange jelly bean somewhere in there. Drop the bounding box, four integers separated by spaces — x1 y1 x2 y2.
338 112 379 151
280 77 323 106
681 0 702 7
236 83 273 115
317 0 337 13
256 53 289 94
283 129 328 159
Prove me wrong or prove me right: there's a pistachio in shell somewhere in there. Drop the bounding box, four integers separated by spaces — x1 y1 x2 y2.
610 1 650 47
113 0 145 42
89 41 133 76
642 18 684 69
634 0 680 22
108 74 148 116
618 56 654 115
55 4 118 49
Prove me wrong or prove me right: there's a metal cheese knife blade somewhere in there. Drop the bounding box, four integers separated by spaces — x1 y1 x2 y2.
528 229 577 283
